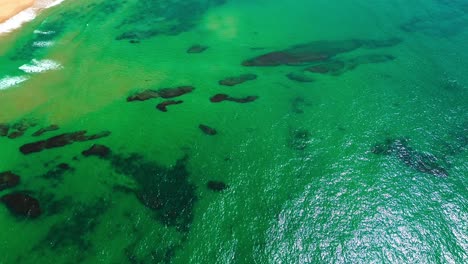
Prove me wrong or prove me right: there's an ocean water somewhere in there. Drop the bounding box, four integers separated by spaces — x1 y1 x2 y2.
0 0 466 263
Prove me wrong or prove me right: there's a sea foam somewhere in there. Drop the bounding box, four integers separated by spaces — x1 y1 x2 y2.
0 76 29 90
19 59 62 73
32 41 55 47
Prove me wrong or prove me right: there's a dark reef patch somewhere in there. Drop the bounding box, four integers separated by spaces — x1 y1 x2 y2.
0 171 20 191
372 138 448 177
207 181 228 192
288 128 312 151
306 60 346 74
291 96 311 114
187 44 208 53
199 124 217 135
4 119 38 139
127 86 194 102
115 0 227 42
110 154 197 232
286 72 314 83
242 38 401 67
0 123 9 136
1 192 41 218
210 94 259 103
82 144 111 158
32 125 60 137
156 100 184 112
40 163 74 182
219 74 257 86
19 130 111 155
38 199 109 251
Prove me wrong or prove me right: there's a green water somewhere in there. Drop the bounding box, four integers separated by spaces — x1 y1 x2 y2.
0 0 467 263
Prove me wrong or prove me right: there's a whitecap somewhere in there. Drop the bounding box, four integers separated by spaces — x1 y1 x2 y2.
32 41 55 47
0 76 29 90
33 30 55 35
19 59 62 73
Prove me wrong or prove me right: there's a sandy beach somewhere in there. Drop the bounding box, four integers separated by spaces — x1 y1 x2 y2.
0 0 35 23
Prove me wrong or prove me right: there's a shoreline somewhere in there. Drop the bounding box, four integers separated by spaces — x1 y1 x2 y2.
0 0 35 23
0 0 65 35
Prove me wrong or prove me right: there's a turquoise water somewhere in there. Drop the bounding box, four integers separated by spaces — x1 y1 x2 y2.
0 0 467 263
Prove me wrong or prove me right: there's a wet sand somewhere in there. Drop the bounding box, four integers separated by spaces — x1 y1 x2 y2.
0 0 35 23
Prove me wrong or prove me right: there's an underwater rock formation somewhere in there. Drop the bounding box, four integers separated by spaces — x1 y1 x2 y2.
0 123 9 136
219 74 257 86
19 130 111 155
0 171 20 191
306 60 346 74
111 154 197 232
207 181 228 191
291 96 311 114
210 94 259 103
6 119 38 139
40 163 74 186
286 72 314 83
187 44 208 53
1 193 41 218
289 128 312 150
115 0 227 42
126 90 160 102
156 100 184 112
82 144 111 158
242 38 401 67
32 125 60 137
127 86 194 102
304 54 395 76
199 124 217 135
39 199 109 251
372 138 448 177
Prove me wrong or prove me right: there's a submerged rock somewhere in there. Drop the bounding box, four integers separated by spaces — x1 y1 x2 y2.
32 125 60 137
19 130 111 155
7 131 25 139
286 72 314 83
156 100 184 112
306 60 346 74
289 128 312 150
219 74 257 86
187 44 208 53
0 171 20 191
82 144 111 158
291 96 311 114
372 138 448 177
209 93 229 103
127 86 194 102
0 123 9 136
207 181 228 191
242 38 401 67
41 163 73 182
159 86 194 98
210 94 259 103
110 154 197 232
127 90 160 102
1 193 41 218
199 124 217 135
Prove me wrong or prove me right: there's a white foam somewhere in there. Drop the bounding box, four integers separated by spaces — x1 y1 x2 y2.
33 29 55 35
32 40 55 47
0 0 66 35
0 9 37 34
0 76 29 90
19 59 62 73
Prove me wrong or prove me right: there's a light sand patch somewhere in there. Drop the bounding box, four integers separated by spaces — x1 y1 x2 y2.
0 0 34 23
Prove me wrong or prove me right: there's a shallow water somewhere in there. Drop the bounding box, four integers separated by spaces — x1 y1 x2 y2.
0 0 467 263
